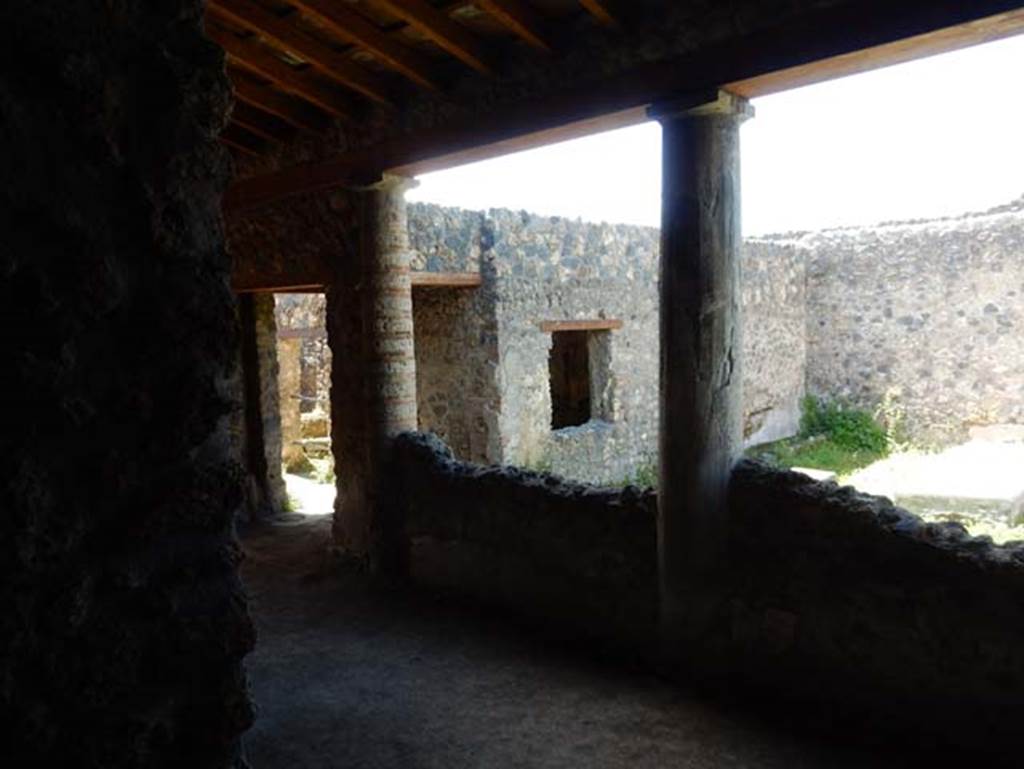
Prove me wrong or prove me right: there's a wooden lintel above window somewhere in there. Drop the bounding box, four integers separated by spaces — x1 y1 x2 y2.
410 271 483 288
539 319 623 333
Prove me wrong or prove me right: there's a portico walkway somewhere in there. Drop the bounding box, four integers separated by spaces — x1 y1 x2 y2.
240 516 907 769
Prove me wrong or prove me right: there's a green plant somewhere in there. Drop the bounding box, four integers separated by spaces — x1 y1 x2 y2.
747 395 893 481
524 455 553 475
875 387 910 453
619 462 657 489
800 395 888 454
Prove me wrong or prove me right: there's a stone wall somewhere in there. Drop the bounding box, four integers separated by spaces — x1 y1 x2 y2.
259 202 807 484
741 240 808 446
276 337 303 452
387 434 1024 759
413 284 503 464
1 2 252 765
276 198 1024 484
487 209 661 483
409 203 488 273
799 200 1024 444
706 460 1024 757
234 294 287 521
408 202 805 484
275 294 331 416
388 433 659 648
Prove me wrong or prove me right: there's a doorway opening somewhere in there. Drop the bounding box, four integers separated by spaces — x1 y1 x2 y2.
275 292 335 517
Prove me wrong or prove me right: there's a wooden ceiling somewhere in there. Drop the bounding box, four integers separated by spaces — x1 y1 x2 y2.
207 0 619 157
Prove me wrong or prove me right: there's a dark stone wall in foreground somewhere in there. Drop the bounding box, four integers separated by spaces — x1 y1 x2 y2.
389 434 1024 760
709 460 1024 756
0 2 253 766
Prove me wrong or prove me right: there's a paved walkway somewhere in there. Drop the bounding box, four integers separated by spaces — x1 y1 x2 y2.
239 516 906 769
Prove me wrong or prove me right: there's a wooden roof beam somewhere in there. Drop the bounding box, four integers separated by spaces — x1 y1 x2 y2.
476 0 554 52
208 24 357 120
373 0 495 75
288 0 442 90
230 70 330 133
230 100 296 143
210 0 394 106
578 0 618 28
221 123 270 156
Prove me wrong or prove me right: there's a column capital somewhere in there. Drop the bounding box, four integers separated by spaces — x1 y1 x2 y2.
355 173 419 195
648 89 754 123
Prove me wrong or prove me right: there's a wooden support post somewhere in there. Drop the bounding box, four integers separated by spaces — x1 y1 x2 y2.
649 90 753 643
326 175 418 565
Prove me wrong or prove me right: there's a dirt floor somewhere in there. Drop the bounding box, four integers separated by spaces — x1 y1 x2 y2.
240 515 910 769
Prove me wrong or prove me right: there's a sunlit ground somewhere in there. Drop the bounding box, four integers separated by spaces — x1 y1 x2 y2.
284 470 334 517
845 434 1024 544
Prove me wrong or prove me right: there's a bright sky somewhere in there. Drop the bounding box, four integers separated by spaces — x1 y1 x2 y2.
408 34 1024 236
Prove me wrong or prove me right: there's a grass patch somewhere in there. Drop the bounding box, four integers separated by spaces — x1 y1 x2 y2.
747 396 891 481
747 435 886 480
618 462 657 489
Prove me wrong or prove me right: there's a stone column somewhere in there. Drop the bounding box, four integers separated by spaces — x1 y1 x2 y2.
326 175 418 564
649 90 753 641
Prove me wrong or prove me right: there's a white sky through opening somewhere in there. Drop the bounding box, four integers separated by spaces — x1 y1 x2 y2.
408 34 1024 236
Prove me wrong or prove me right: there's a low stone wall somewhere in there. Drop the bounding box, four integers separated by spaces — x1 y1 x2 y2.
705 460 1024 755
388 433 659 648
387 433 1024 758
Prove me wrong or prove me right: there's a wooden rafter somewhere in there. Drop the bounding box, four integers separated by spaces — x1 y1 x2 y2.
288 0 441 90
210 0 394 106
221 123 270 156
208 24 357 120
230 100 295 143
578 0 618 27
373 0 495 74
231 71 330 133
476 0 553 52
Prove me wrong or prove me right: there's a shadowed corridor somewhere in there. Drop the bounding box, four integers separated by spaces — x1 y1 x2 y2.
240 516 906 769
